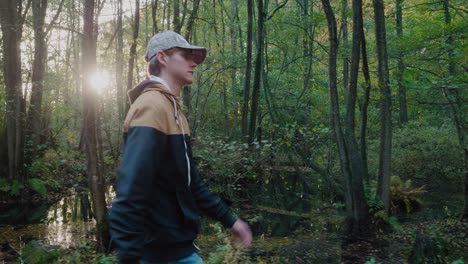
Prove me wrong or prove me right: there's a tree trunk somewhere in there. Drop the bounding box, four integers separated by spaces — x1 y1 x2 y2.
151 0 158 34
230 0 239 138
126 0 140 110
26 0 48 164
173 0 181 33
241 0 254 140
248 0 265 144
322 0 371 238
396 0 408 124
441 0 468 221
81 0 109 252
374 0 392 214
116 0 125 121
0 0 29 180
341 0 349 101
359 25 371 182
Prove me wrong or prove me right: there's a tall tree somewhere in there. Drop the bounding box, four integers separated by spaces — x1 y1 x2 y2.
151 0 159 34
241 0 254 140
173 0 181 33
126 0 140 103
374 0 392 213
441 0 467 221
341 0 349 100
322 0 371 238
116 0 125 120
395 0 408 124
248 0 265 143
27 0 48 161
359 25 371 181
81 0 109 251
27 0 64 162
0 0 31 180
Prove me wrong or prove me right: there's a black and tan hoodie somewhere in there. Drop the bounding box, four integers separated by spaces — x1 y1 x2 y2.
109 79 237 263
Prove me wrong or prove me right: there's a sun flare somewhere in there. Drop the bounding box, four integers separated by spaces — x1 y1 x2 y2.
89 70 111 93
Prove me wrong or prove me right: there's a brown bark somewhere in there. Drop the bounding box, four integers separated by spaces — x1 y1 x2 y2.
374 0 392 214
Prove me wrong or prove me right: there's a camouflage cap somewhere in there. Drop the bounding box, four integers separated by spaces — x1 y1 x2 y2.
145 31 207 64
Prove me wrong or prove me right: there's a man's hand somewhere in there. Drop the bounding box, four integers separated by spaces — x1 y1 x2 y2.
231 219 253 248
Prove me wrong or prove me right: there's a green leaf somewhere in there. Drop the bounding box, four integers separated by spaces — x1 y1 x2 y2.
29 178 48 198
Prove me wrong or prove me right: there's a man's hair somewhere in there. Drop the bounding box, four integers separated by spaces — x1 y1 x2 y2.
147 48 176 77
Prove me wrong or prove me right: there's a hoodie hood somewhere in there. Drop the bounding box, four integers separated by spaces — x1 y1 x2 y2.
127 79 182 106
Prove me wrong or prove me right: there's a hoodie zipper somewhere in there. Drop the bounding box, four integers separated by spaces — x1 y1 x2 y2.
149 76 191 187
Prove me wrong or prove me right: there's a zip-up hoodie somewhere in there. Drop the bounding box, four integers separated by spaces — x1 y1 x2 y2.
109 79 237 263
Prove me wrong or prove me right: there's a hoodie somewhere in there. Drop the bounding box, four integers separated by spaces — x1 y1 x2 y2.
109 79 237 263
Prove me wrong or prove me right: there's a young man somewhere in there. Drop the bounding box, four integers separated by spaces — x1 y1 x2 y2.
109 31 252 264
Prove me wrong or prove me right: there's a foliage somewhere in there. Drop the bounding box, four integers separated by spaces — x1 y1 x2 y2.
28 178 48 199
388 212 468 263
205 223 253 264
365 176 426 231
20 240 62 264
0 178 23 196
56 240 118 264
390 176 425 215
390 120 463 184
364 257 381 264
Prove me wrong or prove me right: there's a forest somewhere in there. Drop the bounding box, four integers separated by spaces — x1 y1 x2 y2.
0 0 466 263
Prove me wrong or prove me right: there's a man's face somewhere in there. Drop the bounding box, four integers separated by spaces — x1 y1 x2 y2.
164 48 198 86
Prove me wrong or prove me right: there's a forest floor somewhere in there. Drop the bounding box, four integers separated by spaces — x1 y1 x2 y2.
1 181 467 263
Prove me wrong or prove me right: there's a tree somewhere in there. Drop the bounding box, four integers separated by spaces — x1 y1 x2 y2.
321 0 371 238
0 0 31 180
441 0 467 221
126 0 140 109
241 0 254 140
395 0 408 124
81 0 109 252
248 0 265 144
116 0 125 121
374 0 393 214
26 0 65 164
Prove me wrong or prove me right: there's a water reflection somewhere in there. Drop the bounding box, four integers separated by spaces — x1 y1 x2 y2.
0 187 115 252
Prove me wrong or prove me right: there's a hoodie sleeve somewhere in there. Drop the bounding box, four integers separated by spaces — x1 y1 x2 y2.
190 166 238 228
109 100 168 263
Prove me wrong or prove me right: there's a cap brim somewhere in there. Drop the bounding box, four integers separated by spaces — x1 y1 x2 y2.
176 45 207 64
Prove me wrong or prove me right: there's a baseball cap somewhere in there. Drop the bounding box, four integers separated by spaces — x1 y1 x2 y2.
145 31 208 64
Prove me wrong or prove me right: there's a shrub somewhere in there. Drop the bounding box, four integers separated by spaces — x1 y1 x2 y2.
391 120 463 184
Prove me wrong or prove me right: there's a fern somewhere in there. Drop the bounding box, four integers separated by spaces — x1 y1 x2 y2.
29 178 48 198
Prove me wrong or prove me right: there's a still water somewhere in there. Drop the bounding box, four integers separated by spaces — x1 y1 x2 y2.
0 187 115 257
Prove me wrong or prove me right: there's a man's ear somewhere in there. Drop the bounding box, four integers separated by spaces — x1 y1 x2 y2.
156 51 167 66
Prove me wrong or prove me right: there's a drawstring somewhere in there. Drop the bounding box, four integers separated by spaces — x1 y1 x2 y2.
150 75 191 187
171 96 191 187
